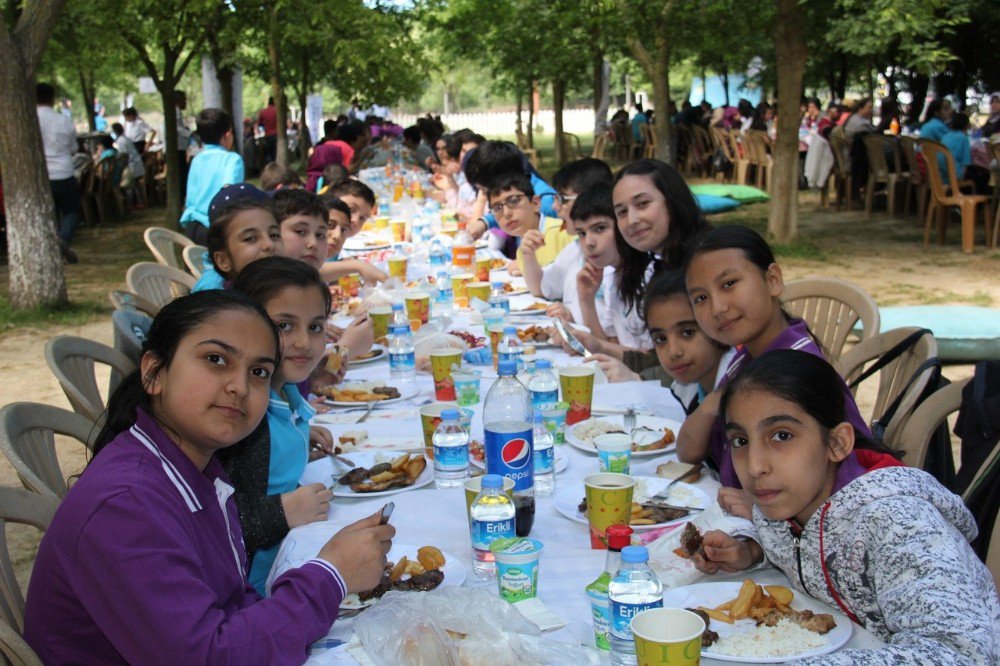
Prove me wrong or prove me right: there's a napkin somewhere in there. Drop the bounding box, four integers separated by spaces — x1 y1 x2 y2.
514 598 567 631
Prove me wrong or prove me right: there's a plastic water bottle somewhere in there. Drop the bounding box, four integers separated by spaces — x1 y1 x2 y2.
532 416 554 495
469 474 515 577
434 270 453 313
433 409 469 488
429 238 447 267
527 359 559 410
483 360 535 536
488 281 511 313
608 546 664 665
388 304 415 380
586 525 634 651
496 326 523 372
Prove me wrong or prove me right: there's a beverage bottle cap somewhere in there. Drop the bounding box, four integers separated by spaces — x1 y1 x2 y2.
492 281 504 289
606 524 634 550
481 474 503 489
392 303 404 311
620 545 649 563
535 359 551 370
503 326 517 335
497 360 517 375
440 408 460 420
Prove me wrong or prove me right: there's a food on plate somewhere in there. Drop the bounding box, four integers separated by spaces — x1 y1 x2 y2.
688 608 723 644
501 282 516 293
357 546 447 602
656 460 701 483
572 419 675 452
469 439 484 464
490 258 507 270
710 618 828 657
571 419 625 444
757 608 837 633
318 384 401 403
578 498 689 526
632 426 676 452
448 329 486 348
673 523 705 559
337 453 427 492
338 430 368 448
353 348 384 361
516 325 549 343
517 302 548 312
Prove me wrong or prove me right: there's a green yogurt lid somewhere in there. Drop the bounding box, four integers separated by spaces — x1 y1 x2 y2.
489 537 544 555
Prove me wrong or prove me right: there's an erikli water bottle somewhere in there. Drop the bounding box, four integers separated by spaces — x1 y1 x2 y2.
388 304 415 380
526 358 559 410
433 409 469 488
532 415 554 496
496 326 523 372
608 546 663 665
483 360 535 536
488 281 511 313
469 474 515 577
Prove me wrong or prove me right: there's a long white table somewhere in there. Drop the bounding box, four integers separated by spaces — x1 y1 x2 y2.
272 299 883 664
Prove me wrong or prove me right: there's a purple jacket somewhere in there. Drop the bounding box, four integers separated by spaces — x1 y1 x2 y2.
24 408 346 664
711 319 871 488
306 141 344 192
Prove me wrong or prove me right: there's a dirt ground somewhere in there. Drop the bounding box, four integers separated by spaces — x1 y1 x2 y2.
1 189 997 594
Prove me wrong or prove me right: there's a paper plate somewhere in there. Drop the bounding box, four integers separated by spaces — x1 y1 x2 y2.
553 479 708 531
321 382 418 407
307 450 434 498
341 544 467 609
565 415 681 457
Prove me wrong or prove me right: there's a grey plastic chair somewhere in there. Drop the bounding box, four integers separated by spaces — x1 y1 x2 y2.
143 226 193 271
0 486 58 638
897 377 970 470
44 336 136 424
182 244 208 279
112 310 152 366
125 262 195 310
781 277 880 362
0 403 97 499
108 289 160 318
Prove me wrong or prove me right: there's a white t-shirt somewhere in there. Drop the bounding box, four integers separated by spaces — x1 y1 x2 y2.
670 347 737 413
36 105 77 180
114 135 145 178
541 241 614 335
603 264 652 351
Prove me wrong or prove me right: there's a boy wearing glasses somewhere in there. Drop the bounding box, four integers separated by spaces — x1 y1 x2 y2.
487 172 572 290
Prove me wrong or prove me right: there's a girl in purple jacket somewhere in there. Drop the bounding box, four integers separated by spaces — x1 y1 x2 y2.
24 290 394 664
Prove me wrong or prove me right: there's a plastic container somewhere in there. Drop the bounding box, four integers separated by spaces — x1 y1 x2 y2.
432 408 469 488
609 546 664 665
490 537 544 602
532 417 555 496
453 370 481 406
595 433 633 475
539 402 569 445
469 474 516 577
483 360 535 537
496 326 523 372
388 304 415 379
488 281 511 313
527 359 559 410
585 525 633 651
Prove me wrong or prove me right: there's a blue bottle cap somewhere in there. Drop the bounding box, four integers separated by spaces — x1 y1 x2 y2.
440 408 460 420
492 281 504 288
481 474 503 489
503 326 517 335
497 360 517 375
620 545 649 563
391 303 404 310
535 359 552 369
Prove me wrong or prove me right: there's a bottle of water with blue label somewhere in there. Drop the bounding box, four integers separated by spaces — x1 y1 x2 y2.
433 409 469 488
488 281 511 313
496 326 523 372
532 415 554 495
434 270 453 313
469 474 515 577
483 360 535 536
388 304 415 380
429 238 447 267
527 359 559 410
608 546 663 665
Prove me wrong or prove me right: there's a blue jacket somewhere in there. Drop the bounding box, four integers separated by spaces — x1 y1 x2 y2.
920 117 949 144
180 144 245 229
939 130 971 185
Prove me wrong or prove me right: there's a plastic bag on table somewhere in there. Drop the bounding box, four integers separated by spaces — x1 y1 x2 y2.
355 588 597 665
412 316 466 356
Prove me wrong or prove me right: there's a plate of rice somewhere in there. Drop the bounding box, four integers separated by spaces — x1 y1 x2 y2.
566 415 681 457
662 582 852 662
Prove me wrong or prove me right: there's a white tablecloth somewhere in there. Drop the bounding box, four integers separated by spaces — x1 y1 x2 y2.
271 301 883 664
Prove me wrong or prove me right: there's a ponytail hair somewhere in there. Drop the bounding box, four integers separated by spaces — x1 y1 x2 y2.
719 349 897 457
92 291 280 457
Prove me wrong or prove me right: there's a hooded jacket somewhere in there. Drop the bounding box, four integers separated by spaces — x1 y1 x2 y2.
754 464 999 665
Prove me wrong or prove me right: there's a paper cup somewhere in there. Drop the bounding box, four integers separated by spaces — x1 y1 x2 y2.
430 349 463 401
488 324 506 369
419 402 473 455
338 273 361 297
452 273 474 308
463 475 515 520
468 281 491 304
595 433 633 474
390 219 407 242
491 537 543 602
374 215 390 230
482 307 507 337
560 366 596 425
453 370 481 406
632 608 705 666
475 256 492 281
584 473 635 549
370 306 392 342
405 292 430 327
388 256 408 279
540 402 569 445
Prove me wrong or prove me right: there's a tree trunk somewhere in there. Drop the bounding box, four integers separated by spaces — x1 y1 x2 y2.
908 73 929 124
552 78 566 165
297 87 311 163
651 36 673 163
267 2 288 166
515 87 523 137
767 0 807 243
722 66 730 107
527 78 535 149
835 54 848 100
866 59 875 101
159 77 183 226
78 68 96 131
0 0 70 308
217 65 234 118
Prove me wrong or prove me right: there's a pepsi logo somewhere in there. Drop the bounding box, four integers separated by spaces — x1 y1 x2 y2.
501 438 531 469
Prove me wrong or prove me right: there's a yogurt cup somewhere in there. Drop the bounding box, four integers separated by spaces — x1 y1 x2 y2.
539 402 569 445
594 433 632 474
490 537 544 602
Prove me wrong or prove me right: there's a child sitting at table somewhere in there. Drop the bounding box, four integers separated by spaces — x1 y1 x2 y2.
315 193 387 286
193 183 283 292
325 178 375 237
224 256 343 594
533 158 613 320
24 290 394 663
487 171 573 282
316 163 350 194
260 161 304 192
272 188 330 271
693 350 999 664
678 226 869 517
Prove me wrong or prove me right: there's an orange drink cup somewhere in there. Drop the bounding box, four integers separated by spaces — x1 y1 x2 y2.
631 608 705 666
338 273 361 297
390 219 407 242
467 281 491 304
584 473 635 549
370 305 391 341
388 256 408 279
488 324 506 369
560 365 596 425
430 348 463 401
452 273 473 308
404 292 430 328
475 256 492 282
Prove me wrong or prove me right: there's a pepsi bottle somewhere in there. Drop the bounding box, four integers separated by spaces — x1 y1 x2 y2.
483 359 535 536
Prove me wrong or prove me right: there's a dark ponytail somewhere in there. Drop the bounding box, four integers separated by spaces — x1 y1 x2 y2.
231 255 332 316
92 291 280 458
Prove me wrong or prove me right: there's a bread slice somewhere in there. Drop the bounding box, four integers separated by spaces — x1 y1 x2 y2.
338 430 368 450
655 460 700 483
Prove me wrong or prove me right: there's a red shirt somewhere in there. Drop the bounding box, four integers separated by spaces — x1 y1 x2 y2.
257 105 277 137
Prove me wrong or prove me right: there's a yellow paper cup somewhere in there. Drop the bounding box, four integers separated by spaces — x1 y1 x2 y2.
632 608 705 666
370 306 391 342
468 281 491 304
390 219 407 242
374 215 390 230
475 256 492 282
452 273 474 308
419 402 458 455
430 348 463 401
388 256 408 279
560 365 596 425
405 292 430 326
338 273 361 297
464 476 515 521
583 473 634 549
